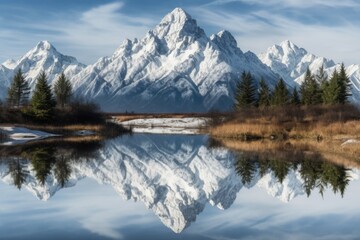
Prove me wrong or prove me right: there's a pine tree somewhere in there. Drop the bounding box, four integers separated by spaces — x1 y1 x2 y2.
54 73 72 109
7 69 30 108
316 65 328 84
258 78 271 108
30 71 56 121
300 68 321 105
322 70 340 104
234 71 257 110
290 87 301 105
271 78 289 106
337 63 351 104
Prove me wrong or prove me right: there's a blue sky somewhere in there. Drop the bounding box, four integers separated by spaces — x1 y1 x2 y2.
1 0 360 65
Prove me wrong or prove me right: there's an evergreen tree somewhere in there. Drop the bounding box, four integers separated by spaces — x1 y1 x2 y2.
54 73 72 109
322 70 340 104
271 78 289 106
7 69 30 108
300 68 322 105
30 71 56 121
290 87 301 105
337 63 352 104
234 71 257 110
316 65 328 84
258 78 271 108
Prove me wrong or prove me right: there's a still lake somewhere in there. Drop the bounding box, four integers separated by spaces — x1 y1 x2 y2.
1 133 360 240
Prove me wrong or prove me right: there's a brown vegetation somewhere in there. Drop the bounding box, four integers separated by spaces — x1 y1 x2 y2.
210 105 360 140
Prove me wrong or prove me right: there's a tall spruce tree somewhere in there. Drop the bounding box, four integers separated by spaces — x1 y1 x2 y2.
322 69 340 104
7 69 30 108
54 73 72 109
234 71 257 110
300 68 322 105
30 71 56 121
258 78 271 108
290 87 301 105
316 65 328 84
271 78 289 106
337 63 351 104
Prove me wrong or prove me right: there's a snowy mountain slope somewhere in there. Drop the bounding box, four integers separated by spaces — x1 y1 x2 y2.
259 40 360 103
0 65 12 101
2 59 16 69
1 134 359 232
259 40 336 87
71 8 279 112
0 41 85 100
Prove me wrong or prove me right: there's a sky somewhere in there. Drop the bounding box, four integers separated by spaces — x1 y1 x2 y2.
0 0 359 65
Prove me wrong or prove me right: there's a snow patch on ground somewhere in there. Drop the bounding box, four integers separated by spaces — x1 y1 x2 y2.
0 126 58 145
341 139 360 146
116 117 209 134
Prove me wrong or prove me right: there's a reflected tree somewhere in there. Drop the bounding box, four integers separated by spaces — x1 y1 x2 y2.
25 147 56 186
235 154 257 185
8 158 29 190
234 149 351 198
54 155 72 188
269 158 290 184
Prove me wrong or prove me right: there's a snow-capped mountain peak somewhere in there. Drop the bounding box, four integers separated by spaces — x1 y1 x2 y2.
210 30 240 55
0 41 86 93
259 40 360 104
154 7 206 44
2 59 17 69
35 40 55 51
259 40 336 87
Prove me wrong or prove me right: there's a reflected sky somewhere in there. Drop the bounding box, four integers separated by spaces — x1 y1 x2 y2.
1 134 360 239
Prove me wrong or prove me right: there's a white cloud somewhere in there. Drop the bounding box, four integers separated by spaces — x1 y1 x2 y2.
192 5 360 65
0 2 157 64
206 0 360 8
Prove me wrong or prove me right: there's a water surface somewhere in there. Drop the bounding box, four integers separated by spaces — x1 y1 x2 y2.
1 134 359 239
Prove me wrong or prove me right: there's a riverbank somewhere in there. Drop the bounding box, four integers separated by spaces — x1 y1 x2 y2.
0 122 130 145
209 105 360 141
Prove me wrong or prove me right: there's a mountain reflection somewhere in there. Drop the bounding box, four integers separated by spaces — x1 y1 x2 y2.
0 134 359 233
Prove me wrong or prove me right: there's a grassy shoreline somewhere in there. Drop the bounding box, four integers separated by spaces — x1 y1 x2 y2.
209 105 360 141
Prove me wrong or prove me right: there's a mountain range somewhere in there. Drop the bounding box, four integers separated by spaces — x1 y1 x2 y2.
1 134 358 233
0 8 359 112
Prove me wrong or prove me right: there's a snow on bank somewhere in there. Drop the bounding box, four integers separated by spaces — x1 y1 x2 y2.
116 117 209 134
341 139 360 146
0 126 58 145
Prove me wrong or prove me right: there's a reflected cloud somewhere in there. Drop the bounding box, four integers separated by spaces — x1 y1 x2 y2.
0 134 360 237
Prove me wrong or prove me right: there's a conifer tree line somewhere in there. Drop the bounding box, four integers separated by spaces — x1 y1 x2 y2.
6 69 72 121
234 63 352 110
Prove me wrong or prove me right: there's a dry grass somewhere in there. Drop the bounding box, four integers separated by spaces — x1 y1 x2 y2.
210 105 360 140
211 122 284 139
211 120 360 140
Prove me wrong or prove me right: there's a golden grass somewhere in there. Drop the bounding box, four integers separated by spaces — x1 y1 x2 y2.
210 119 360 140
39 135 104 143
1 124 105 134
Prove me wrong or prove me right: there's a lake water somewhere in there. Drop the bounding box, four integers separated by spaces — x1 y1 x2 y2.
1 134 360 240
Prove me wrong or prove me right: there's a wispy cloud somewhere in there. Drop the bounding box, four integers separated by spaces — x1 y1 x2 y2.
0 2 157 64
0 0 359 65
193 0 360 65
206 0 360 8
